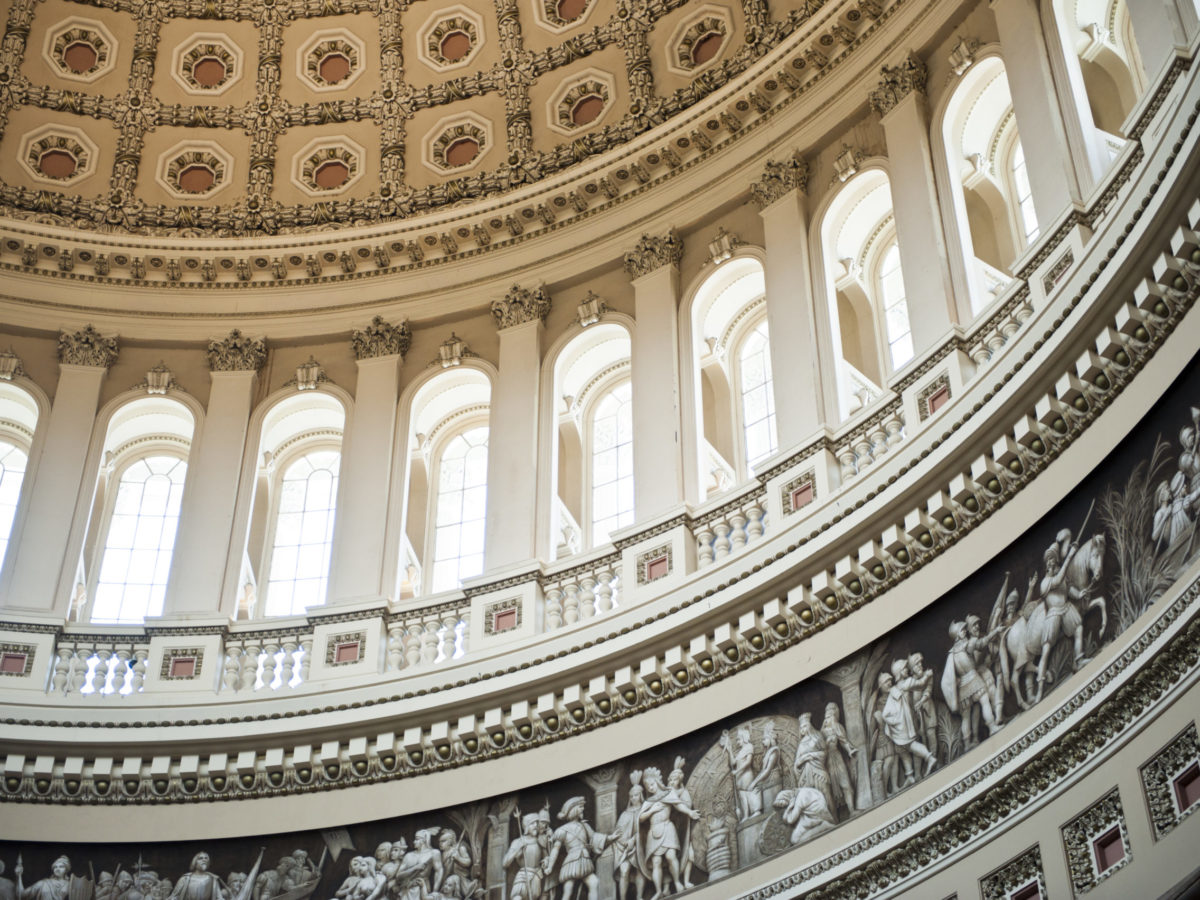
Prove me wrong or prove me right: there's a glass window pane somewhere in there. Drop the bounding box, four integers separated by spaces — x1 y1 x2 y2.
427 428 488 592
264 450 342 615
590 382 634 547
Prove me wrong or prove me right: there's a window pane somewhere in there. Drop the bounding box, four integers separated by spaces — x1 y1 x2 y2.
739 321 778 470
428 428 488 592
591 381 635 545
264 450 340 616
91 455 187 624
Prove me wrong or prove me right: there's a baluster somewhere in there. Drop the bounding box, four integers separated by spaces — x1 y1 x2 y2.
853 436 874 468
458 611 470 658
713 521 732 560
885 417 905 447
696 524 715 567
404 625 423 669
562 582 581 625
298 639 313 685
239 643 261 692
260 641 280 690
68 647 89 695
386 624 405 671
420 621 440 666
130 649 148 693
544 584 564 630
746 501 765 541
728 510 747 553
594 568 614 614
110 649 130 695
837 448 857 481
89 648 112 695
223 644 242 692
278 639 298 687
869 426 889 460
970 343 991 367
441 616 459 661
52 648 72 694
578 574 597 619
1014 301 1033 325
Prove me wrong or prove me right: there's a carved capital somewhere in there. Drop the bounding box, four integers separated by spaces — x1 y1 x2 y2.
352 315 412 360
0 348 25 381
869 51 928 117
57 325 118 368
491 284 551 330
207 329 266 372
623 229 683 279
750 152 809 208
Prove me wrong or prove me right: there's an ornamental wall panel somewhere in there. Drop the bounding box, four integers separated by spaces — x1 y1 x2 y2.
157 21 257 106
0 109 108 194
275 127 376 204
651 1 743 94
532 55 624 148
280 16 377 105
28 2 127 90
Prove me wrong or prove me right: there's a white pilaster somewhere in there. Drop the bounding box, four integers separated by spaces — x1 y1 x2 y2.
877 87 960 354
484 316 544 571
164 369 257 617
2 364 107 612
629 260 686 520
992 0 1107 224
757 187 835 447
327 353 401 603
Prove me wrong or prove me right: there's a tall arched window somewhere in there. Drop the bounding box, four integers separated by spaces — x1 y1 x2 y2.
262 448 340 616
737 320 777 470
1009 140 1038 244
879 242 913 369
82 396 195 624
0 383 39 577
92 455 187 623
431 425 488 593
0 441 27 566
590 380 634 545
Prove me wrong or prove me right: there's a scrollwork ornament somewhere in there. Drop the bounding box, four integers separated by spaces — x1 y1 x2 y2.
622 228 683 279
1140 722 1200 838
869 51 928 117
352 315 411 359
979 844 1045 900
750 151 809 208
491 284 551 329
57 325 118 368
206 329 266 371
1062 788 1129 894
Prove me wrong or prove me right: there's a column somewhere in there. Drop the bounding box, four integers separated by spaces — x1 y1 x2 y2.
752 152 837 447
625 231 687 521
163 330 263 618
483 285 548 571
992 0 1107 224
1 327 116 613
1125 0 1199 80
581 767 621 899
870 54 960 355
327 317 407 603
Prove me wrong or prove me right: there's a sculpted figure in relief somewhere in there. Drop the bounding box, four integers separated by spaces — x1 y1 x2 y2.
392 830 442 900
792 713 836 820
169 855 226 900
877 661 937 786
719 727 762 821
747 720 784 811
502 813 548 900
437 830 481 899
613 775 647 900
543 796 616 900
819 702 858 818
637 762 700 899
14 857 73 900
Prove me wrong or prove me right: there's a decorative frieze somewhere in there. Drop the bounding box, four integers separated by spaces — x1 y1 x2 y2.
491 284 551 329
1062 788 1131 894
980 845 1046 900
623 229 683 279
1141 722 1200 839
352 316 412 360
751 151 809 208
868 51 928 117
206 329 266 372
57 324 118 368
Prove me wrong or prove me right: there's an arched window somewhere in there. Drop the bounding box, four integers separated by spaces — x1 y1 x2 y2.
82 397 195 624
239 392 345 619
91 455 187 623
262 448 340 617
737 320 777 470
878 241 913 369
430 425 488 593
1009 140 1038 245
589 380 633 545
0 382 39 577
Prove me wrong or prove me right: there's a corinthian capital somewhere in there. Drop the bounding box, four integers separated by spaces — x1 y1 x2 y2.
868 51 928 117
491 284 551 330
57 325 118 368
207 329 267 372
751 151 809 208
623 229 683 279
352 315 412 359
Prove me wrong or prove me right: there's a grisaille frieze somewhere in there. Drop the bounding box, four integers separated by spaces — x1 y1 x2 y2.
57 325 118 368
